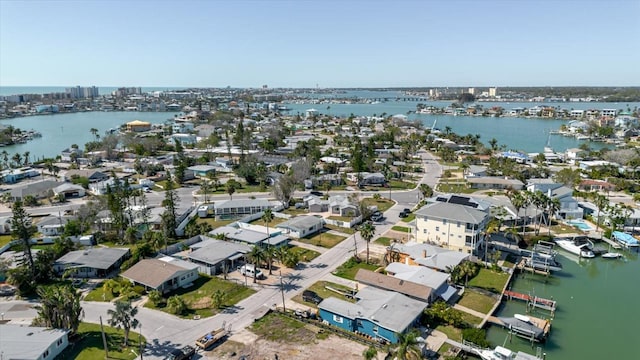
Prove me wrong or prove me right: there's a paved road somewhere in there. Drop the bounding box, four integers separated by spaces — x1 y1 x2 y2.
1 151 443 358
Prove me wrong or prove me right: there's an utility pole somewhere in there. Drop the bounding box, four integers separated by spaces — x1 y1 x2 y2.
99 316 109 359
139 323 143 360
279 270 286 312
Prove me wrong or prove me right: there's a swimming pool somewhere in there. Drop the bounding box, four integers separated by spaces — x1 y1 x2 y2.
566 220 593 231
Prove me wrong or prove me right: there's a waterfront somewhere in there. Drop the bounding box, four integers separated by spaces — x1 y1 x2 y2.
485 250 639 359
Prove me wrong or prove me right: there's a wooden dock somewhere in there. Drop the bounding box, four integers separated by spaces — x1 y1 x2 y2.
487 314 552 343
516 258 551 276
503 290 557 316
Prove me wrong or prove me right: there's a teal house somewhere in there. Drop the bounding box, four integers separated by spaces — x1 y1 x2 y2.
318 287 426 344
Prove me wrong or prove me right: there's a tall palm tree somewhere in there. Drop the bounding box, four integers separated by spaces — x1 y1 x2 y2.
359 221 376 264
22 151 30 166
394 329 422 360
107 300 139 346
592 193 609 232
482 218 501 265
247 246 265 283
262 209 274 237
263 245 276 275
546 198 561 236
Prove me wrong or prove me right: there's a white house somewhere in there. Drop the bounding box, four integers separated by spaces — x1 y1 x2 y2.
0 324 69 360
121 257 199 294
276 216 325 238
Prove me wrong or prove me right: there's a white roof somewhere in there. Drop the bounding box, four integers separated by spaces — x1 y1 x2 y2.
0 324 68 359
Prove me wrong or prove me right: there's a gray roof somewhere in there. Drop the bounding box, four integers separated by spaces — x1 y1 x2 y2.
54 248 129 270
276 216 324 232
54 183 85 193
10 180 62 198
187 165 217 172
467 177 524 186
415 202 487 224
0 324 68 359
265 234 290 246
389 242 469 271
188 238 251 265
385 262 450 290
36 215 75 227
319 287 426 333
210 226 268 244
215 199 270 210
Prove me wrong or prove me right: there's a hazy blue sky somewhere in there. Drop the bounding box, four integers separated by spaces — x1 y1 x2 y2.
1 0 638 87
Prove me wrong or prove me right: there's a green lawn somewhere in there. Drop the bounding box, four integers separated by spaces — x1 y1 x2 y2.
145 275 255 319
388 180 415 190
332 257 380 280
391 225 410 232
327 215 355 222
324 224 356 234
297 231 346 248
436 324 462 342
401 213 416 222
289 246 321 262
55 322 144 360
0 234 13 247
248 217 288 227
458 289 497 314
362 198 394 212
83 282 116 302
292 281 357 307
197 217 237 229
374 236 393 246
251 312 325 343
457 309 483 327
468 268 510 293
436 183 476 194
282 208 309 216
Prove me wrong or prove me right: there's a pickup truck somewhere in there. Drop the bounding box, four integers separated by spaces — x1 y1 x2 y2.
166 345 195 360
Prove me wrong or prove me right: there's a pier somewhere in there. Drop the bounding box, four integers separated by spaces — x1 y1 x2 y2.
503 289 557 316
444 339 544 360
486 314 552 343
516 258 551 276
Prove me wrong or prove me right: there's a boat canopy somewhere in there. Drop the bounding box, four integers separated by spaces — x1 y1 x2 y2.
612 231 640 246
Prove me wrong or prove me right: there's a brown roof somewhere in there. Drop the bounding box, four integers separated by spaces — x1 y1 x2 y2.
121 259 189 289
355 269 432 302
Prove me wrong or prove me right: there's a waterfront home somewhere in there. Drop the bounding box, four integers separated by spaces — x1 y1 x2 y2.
125 120 152 132
318 286 426 344
0 167 39 184
384 263 457 302
567 120 588 133
526 179 583 220
53 247 130 278
427 194 492 212
60 147 84 162
496 151 529 164
170 133 197 146
172 121 195 134
121 257 199 294
565 148 586 163
354 269 432 303
276 215 324 239
64 169 110 183
614 115 638 129
187 236 251 275
0 324 69 360
414 201 489 253
577 179 616 192
467 176 524 190
385 241 470 272
578 160 620 172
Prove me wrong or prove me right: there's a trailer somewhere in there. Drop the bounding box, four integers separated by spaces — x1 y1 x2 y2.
195 327 226 350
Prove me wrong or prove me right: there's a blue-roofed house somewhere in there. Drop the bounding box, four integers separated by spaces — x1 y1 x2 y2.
318 287 426 344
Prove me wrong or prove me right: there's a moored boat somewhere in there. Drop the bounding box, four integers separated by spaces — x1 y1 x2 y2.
554 238 595 258
602 252 623 259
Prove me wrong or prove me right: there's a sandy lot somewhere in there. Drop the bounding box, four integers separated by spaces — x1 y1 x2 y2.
204 328 380 360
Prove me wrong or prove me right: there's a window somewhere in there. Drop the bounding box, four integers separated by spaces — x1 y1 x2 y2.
373 325 379 334
435 226 440 231
42 350 49 358
443 219 447 225
423 229 427 234
356 320 363 327
333 315 343 324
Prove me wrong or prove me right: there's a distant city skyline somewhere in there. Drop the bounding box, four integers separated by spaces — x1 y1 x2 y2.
1 0 639 88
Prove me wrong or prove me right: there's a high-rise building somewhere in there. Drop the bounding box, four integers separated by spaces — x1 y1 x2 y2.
468 88 475 95
489 87 498 97
66 86 99 99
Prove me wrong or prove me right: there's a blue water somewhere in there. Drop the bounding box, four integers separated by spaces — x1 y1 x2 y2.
0 86 187 96
566 220 593 231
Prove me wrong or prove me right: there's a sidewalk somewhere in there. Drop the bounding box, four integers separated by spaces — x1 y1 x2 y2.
289 240 327 254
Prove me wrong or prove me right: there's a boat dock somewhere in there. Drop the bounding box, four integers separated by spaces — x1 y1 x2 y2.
503 289 557 316
487 314 551 343
516 258 551 276
444 339 544 360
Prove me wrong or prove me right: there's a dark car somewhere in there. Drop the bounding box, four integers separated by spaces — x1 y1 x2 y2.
399 211 409 218
166 345 195 360
309 191 324 197
302 290 323 304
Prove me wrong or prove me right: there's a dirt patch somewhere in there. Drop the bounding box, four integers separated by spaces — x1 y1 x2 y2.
206 330 374 360
190 297 212 309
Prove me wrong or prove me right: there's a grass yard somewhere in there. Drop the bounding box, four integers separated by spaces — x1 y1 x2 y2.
248 217 288 227
251 312 326 343
436 183 476 194
292 281 357 307
324 224 356 234
297 231 346 248
374 236 393 246
391 225 410 232
55 322 145 360
436 324 462 342
332 257 380 280
458 288 497 314
388 180 415 190
401 213 416 222
83 282 116 302
468 268 510 293
457 310 483 327
197 217 237 229
282 208 310 216
362 198 394 212
550 224 585 234
0 234 13 247
145 275 255 319
289 246 321 262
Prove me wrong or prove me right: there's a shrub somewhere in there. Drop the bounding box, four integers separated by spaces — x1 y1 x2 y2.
462 328 490 347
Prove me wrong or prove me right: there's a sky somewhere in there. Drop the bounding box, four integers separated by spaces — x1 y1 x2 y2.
1 0 639 88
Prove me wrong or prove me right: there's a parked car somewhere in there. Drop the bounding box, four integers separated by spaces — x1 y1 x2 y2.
371 211 383 222
302 290 323 304
399 211 409 218
240 264 265 279
309 191 324 197
166 345 195 360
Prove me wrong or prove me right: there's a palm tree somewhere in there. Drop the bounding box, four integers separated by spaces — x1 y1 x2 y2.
263 245 276 275
362 346 377 360
262 209 274 237
592 193 609 232
200 179 211 203
90 127 99 140
211 289 226 309
482 218 501 265
22 151 30 166
359 222 376 264
34 285 84 335
418 183 433 200
167 295 187 315
247 246 265 283
546 197 561 235
394 329 422 360
226 181 236 200
107 300 139 346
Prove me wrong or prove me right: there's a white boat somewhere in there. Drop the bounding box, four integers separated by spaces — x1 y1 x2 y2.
602 252 623 259
478 346 515 360
555 238 595 258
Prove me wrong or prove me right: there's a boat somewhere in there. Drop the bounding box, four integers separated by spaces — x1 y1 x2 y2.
602 252 623 259
554 238 595 258
522 255 563 272
478 346 516 360
195 327 227 349
576 134 590 140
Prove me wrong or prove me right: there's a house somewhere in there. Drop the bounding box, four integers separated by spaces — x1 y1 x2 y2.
209 225 290 247
172 121 195 134
170 133 197 146
415 202 489 253
64 169 110 183
187 236 251 275
318 286 426 344
354 269 432 303
9 180 62 201
467 176 524 190
53 248 130 278
565 148 585 163
578 179 616 192
0 324 69 360
527 180 583 220
329 195 359 217
0 216 12 234
125 120 152 132
276 216 325 239
121 257 199 294
214 199 271 219
215 157 233 169
187 165 217 178
36 215 74 236
385 242 470 272
384 263 457 302
1 167 40 184
53 183 86 198
360 172 387 186
60 147 84 162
